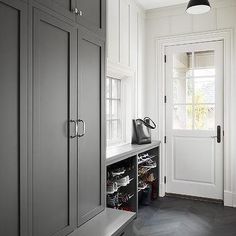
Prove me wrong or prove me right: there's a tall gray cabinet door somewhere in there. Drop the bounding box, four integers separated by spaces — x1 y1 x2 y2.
76 0 106 37
0 1 27 236
78 30 105 226
32 9 77 236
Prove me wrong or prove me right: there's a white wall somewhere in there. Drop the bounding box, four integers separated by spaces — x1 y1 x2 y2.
107 0 146 117
145 0 236 206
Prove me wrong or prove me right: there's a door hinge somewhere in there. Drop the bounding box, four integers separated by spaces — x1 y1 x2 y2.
164 136 167 144
164 55 167 63
223 130 225 136
164 176 167 184
164 96 167 103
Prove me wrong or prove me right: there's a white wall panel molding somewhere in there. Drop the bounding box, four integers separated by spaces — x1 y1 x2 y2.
107 0 145 117
107 59 135 79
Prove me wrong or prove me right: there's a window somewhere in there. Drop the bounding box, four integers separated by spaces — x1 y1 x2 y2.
172 51 215 130
106 77 124 146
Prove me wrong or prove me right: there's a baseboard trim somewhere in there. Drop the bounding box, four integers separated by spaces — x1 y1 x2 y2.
233 193 236 207
165 193 223 204
224 191 233 207
159 183 165 197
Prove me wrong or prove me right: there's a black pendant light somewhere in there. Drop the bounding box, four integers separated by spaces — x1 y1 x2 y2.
186 0 211 14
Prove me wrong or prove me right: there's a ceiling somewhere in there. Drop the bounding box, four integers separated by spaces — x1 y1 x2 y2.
136 0 190 10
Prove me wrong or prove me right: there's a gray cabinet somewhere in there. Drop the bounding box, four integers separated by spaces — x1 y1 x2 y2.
32 9 77 236
33 0 106 38
78 29 105 226
0 0 105 235
31 8 105 234
0 0 27 236
76 0 106 37
33 0 76 20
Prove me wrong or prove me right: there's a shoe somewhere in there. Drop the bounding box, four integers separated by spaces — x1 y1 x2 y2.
143 159 157 168
118 193 129 203
107 181 118 194
138 156 143 163
141 185 151 206
117 176 130 186
146 173 155 182
138 180 147 190
139 153 149 160
107 194 119 208
138 167 148 176
111 167 125 177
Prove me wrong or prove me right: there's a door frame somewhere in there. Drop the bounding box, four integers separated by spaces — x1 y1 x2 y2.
155 29 233 206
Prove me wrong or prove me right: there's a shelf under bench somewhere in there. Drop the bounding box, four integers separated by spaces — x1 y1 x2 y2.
69 208 136 236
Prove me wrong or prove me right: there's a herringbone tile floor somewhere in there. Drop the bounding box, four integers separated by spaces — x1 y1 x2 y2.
131 197 236 236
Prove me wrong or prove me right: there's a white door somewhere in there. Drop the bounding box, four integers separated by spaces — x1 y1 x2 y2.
165 41 224 200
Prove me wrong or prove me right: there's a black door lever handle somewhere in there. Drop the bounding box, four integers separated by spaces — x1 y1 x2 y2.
217 125 221 143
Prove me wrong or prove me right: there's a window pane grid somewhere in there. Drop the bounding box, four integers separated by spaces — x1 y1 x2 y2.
106 77 123 145
172 50 216 131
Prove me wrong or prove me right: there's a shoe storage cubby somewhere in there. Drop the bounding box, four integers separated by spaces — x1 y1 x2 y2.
106 156 137 212
138 147 159 207
106 142 160 213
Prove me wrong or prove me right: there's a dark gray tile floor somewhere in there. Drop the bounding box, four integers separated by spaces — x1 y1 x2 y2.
131 197 236 236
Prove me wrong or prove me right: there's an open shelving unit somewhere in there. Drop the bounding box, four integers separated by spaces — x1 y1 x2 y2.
106 156 137 212
137 147 159 207
106 141 160 213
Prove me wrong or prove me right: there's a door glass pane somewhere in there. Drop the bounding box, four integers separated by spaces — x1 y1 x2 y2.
173 78 193 104
194 105 215 130
172 50 216 131
194 77 215 104
194 68 215 77
173 52 193 78
194 51 214 72
173 105 193 129
194 50 216 130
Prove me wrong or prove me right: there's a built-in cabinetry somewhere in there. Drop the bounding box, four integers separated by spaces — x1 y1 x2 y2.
32 9 77 236
138 147 159 206
78 29 105 226
106 142 160 214
33 0 106 37
107 157 137 212
0 1 27 235
0 0 105 235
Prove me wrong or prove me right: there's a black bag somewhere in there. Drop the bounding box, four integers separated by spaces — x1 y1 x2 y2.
132 117 156 145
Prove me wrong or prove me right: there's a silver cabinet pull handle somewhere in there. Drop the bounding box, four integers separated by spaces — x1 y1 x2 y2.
77 119 86 137
72 8 79 14
69 120 78 139
72 8 83 16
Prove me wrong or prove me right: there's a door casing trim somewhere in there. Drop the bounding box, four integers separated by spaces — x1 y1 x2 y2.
155 29 234 207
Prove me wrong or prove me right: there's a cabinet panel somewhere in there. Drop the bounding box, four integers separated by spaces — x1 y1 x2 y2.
76 0 106 38
32 9 77 236
0 1 27 236
78 30 105 225
33 0 76 20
